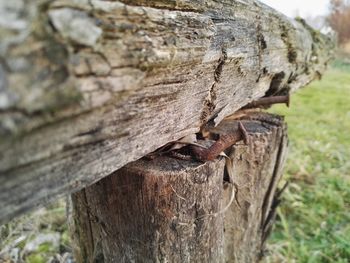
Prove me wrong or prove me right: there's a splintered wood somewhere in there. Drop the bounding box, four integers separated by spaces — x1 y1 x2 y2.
70 113 288 262
0 0 333 224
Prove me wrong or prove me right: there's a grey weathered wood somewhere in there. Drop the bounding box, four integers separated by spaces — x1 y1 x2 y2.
0 0 333 224
70 157 226 263
213 114 288 262
70 112 288 262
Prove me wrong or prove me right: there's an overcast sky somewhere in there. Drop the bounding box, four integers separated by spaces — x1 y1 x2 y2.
260 0 330 18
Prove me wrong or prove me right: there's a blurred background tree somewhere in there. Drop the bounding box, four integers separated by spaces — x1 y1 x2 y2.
327 0 350 49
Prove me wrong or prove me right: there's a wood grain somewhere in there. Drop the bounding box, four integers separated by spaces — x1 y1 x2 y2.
0 0 333 224
71 157 226 262
69 113 288 262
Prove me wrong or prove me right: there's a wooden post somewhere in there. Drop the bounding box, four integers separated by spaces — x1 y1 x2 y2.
70 113 288 262
70 157 226 262
219 114 288 262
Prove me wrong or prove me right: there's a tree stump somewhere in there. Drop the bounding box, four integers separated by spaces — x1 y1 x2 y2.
70 112 288 262
71 157 226 263
217 114 288 262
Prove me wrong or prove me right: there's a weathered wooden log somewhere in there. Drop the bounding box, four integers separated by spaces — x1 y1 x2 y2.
215 114 288 262
71 157 226 262
70 112 288 262
0 0 333 224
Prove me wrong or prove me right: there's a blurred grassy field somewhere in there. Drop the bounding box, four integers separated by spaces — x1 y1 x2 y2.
265 61 350 262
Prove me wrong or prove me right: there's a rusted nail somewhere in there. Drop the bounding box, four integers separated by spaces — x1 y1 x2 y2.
244 95 290 109
191 122 249 162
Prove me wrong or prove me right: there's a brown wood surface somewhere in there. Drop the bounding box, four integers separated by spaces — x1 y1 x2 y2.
71 157 226 263
216 114 288 262
70 112 288 262
0 0 333 224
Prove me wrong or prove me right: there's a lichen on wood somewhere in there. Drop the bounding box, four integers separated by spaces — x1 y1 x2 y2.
0 0 334 224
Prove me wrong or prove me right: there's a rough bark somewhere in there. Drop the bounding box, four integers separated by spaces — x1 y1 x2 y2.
71 157 226 263
214 114 288 262
0 0 333 224
70 112 288 262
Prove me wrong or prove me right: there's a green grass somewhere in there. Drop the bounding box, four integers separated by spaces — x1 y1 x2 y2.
265 64 350 262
